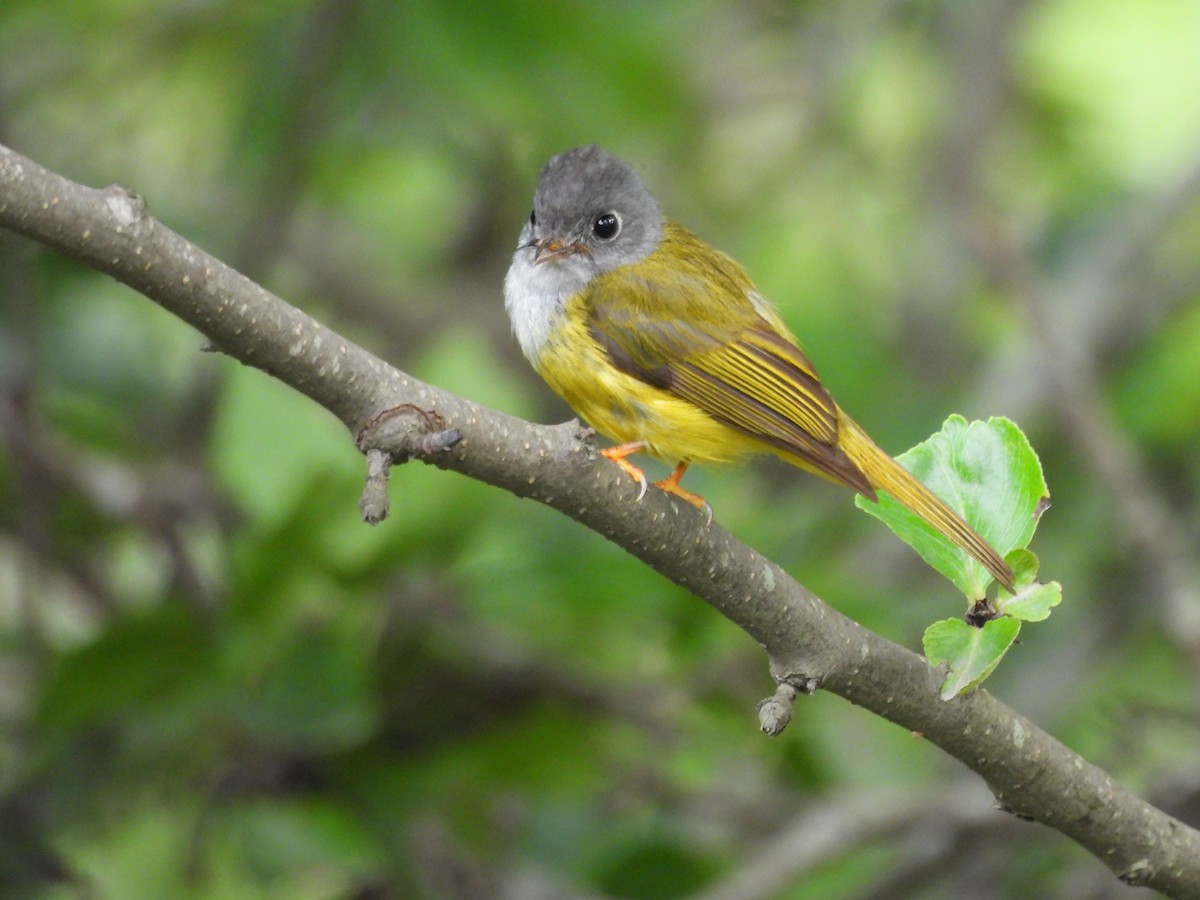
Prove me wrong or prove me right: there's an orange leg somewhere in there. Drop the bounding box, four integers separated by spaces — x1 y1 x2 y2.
600 446 713 522
653 462 712 522
600 441 650 499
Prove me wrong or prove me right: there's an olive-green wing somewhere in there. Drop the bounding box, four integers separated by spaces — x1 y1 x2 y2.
587 260 873 495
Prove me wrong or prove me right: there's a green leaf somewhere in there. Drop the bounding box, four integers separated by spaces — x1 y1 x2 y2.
855 415 1048 597
37 606 216 731
234 625 377 752
924 617 1022 699
1005 548 1041 587
232 798 382 877
995 580 1063 622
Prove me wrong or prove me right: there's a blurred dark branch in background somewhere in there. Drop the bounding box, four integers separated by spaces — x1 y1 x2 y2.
982 158 1200 658
917 0 1200 660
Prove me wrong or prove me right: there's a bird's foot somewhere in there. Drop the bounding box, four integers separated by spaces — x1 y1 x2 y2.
601 442 650 500
653 462 713 525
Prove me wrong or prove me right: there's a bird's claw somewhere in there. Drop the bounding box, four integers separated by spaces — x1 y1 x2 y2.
600 445 712 521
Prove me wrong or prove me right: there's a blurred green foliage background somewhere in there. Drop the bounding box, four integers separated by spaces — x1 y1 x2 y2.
2 1 1199 897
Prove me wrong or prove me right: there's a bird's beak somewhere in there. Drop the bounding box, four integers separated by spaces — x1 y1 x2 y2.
533 236 588 265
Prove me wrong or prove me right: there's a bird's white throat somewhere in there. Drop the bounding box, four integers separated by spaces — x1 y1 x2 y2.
503 250 593 362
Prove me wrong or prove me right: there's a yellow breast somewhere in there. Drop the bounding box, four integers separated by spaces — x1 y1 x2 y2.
532 298 762 464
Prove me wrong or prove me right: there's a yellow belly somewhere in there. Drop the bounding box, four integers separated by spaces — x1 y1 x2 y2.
532 309 763 464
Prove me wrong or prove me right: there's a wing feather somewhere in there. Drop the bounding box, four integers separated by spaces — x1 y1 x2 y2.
587 224 872 493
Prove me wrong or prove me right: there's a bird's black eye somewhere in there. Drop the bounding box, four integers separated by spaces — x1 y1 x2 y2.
592 212 620 241
528 210 537 228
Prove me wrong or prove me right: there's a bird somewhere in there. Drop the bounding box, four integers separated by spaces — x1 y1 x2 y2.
503 145 1015 592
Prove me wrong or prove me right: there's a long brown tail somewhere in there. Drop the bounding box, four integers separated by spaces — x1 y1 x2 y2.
838 415 1016 592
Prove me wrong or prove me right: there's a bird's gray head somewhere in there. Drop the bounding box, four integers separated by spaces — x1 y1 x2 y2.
504 147 664 361
517 145 664 275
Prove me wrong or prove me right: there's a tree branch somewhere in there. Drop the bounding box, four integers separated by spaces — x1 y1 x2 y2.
2 142 1198 896
693 780 1014 900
